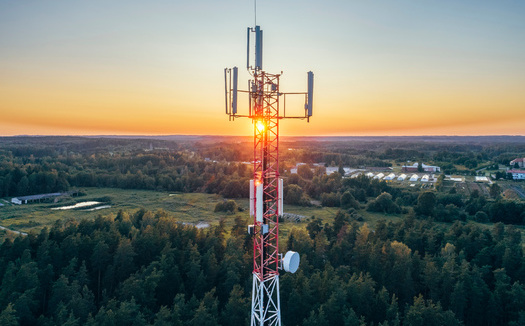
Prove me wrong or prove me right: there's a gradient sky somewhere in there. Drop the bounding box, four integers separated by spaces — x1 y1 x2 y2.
1 0 524 136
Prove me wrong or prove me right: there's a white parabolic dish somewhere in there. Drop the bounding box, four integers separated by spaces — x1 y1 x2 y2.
283 251 300 273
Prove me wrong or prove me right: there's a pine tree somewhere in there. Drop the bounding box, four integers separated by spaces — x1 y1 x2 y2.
303 306 329 326
153 306 172 326
221 284 249 326
91 241 110 303
0 303 18 326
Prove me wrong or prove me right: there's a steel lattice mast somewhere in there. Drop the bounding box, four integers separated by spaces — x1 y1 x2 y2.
251 69 282 326
225 24 313 326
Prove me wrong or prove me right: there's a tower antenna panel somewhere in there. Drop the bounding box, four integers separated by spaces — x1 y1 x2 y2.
307 71 314 117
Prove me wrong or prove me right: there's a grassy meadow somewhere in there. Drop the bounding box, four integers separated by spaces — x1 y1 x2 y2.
0 188 332 237
0 187 408 243
1 188 222 235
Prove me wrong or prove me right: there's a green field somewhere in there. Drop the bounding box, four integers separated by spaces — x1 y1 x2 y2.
0 187 408 242
0 188 225 234
0 188 346 237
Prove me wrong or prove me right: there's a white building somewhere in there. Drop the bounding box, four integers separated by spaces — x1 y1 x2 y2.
11 192 64 205
409 174 419 182
384 173 396 181
325 167 339 175
397 174 407 181
421 175 430 182
290 163 307 174
11 198 22 205
402 162 441 173
508 170 525 180
447 176 464 182
374 173 385 180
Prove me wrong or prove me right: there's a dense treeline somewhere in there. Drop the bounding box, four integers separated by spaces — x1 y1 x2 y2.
0 136 394 199
1 210 524 325
0 138 409 200
0 137 248 197
2 137 524 226
0 149 252 199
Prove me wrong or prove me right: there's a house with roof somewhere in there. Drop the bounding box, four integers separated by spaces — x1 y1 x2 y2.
402 162 440 173
508 170 525 180
11 192 65 205
510 158 525 168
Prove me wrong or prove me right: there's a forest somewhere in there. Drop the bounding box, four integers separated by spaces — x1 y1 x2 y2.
0 209 524 325
1 135 525 325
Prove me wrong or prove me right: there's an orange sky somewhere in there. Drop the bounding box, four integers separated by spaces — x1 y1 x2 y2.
1 1 524 136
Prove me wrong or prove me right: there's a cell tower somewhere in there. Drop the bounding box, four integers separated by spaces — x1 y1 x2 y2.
224 18 314 326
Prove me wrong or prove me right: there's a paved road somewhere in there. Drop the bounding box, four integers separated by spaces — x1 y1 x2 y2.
0 225 27 236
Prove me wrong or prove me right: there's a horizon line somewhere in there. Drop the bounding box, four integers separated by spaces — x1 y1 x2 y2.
2 134 525 138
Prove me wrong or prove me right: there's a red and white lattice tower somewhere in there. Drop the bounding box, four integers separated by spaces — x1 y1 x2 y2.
225 24 313 326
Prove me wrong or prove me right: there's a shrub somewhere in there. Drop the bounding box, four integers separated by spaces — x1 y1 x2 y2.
214 200 238 213
367 192 401 214
321 192 341 207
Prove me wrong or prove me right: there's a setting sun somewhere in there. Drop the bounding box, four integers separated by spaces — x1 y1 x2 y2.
0 1 524 136
255 120 266 133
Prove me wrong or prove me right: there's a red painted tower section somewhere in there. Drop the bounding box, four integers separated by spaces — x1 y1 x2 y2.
252 71 281 281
